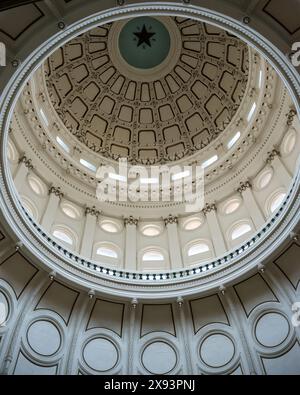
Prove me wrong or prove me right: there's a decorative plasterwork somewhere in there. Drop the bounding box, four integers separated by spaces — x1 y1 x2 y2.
124 216 138 226
266 149 280 164
286 108 297 126
49 186 64 199
85 206 101 218
44 17 249 164
18 155 33 170
202 203 217 214
12 66 289 215
164 215 178 225
1 2 300 297
237 181 252 194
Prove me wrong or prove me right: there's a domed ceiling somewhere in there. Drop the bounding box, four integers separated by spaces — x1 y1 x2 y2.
44 17 249 164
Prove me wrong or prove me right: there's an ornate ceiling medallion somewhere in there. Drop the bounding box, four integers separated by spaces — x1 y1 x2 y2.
45 17 249 165
109 16 181 81
119 17 171 69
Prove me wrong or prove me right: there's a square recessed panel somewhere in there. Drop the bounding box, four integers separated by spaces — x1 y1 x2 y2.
0 4 43 40
263 0 300 35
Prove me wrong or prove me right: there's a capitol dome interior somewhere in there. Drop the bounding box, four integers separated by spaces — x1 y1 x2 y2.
0 0 300 376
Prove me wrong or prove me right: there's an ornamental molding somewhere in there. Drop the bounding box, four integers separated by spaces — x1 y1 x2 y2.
164 214 178 225
124 216 139 226
0 2 300 299
14 64 286 213
45 17 250 165
237 181 252 194
18 155 33 170
49 186 64 199
85 206 101 218
202 203 217 214
286 108 297 126
266 148 280 164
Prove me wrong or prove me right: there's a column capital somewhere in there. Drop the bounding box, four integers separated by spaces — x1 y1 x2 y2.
266 148 280 164
18 155 33 170
202 203 217 215
286 108 297 126
85 205 101 218
237 181 252 194
49 186 64 199
164 214 178 226
124 216 138 226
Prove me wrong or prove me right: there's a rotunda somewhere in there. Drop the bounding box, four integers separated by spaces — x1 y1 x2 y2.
0 0 300 376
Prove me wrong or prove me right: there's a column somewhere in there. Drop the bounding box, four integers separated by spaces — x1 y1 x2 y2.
237 181 265 229
267 149 292 190
164 215 183 269
40 186 63 232
124 216 138 270
80 206 100 258
202 203 227 257
13 156 33 190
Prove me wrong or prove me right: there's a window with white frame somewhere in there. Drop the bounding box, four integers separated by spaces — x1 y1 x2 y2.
96 246 118 259
185 240 213 265
93 242 121 265
266 190 287 215
142 249 164 261
20 195 39 221
27 174 47 197
230 221 252 242
52 225 77 248
188 242 210 256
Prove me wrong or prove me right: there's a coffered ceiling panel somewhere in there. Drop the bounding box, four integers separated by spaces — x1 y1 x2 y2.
45 17 249 164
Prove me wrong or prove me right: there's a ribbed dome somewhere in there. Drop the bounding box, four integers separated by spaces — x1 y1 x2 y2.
45 17 249 164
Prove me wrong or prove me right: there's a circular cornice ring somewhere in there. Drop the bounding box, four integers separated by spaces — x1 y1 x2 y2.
0 3 300 300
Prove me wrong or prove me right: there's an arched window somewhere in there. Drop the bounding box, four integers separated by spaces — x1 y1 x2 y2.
254 167 273 190
266 190 287 215
93 242 121 265
142 250 164 261
20 195 39 221
96 247 118 259
60 201 82 220
270 193 286 213
188 242 210 257
221 197 242 215
231 222 252 241
227 131 241 149
99 220 122 234
184 240 213 265
181 215 204 231
27 174 47 197
52 226 77 248
140 223 163 237
281 128 297 156
8 140 17 163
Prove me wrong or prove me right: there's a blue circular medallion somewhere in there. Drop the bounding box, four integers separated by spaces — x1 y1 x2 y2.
119 17 171 69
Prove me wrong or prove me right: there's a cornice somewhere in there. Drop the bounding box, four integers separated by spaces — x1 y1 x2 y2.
0 2 300 299
12 65 288 215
